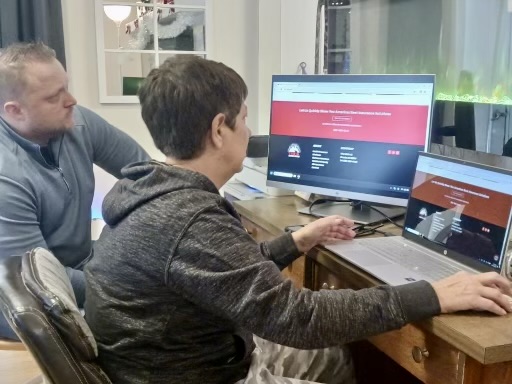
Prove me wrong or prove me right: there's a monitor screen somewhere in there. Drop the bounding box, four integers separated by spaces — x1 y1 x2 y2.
403 152 512 271
266 74 435 222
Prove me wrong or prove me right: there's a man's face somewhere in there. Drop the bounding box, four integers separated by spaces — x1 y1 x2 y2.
17 59 77 141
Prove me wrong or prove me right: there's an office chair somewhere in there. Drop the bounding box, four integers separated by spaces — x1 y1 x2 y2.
0 248 111 384
432 101 476 150
504 137 512 157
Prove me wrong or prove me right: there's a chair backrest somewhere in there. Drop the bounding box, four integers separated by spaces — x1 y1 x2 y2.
0 248 111 384
431 101 476 151
504 137 512 157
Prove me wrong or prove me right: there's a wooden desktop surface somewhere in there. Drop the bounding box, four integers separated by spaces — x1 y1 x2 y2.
234 196 512 384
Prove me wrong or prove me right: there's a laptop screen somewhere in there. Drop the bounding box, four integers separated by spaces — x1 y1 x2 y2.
403 153 512 271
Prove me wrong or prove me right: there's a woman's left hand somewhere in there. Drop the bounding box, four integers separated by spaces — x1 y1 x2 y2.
291 215 356 254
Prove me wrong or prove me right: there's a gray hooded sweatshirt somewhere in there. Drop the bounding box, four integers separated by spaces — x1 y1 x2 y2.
85 161 440 384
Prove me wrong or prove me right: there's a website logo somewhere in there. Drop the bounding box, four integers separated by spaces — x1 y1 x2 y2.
287 143 301 158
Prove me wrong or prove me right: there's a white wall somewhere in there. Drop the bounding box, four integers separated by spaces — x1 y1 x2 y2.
61 0 322 215
209 0 259 132
61 0 266 217
257 0 318 134
62 0 265 150
62 2 158 153
280 0 317 76
61 1 150 218
258 0 281 134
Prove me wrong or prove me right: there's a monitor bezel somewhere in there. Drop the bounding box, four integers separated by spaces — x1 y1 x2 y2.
266 73 436 208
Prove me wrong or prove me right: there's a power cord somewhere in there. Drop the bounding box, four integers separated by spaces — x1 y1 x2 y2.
355 201 404 229
353 223 394 238
308 198 350 216
285 222 394 237
308 198 404 229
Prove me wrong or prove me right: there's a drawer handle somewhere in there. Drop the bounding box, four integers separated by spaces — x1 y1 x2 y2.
321 283 336 290
245 227 257 236
411 346 430 363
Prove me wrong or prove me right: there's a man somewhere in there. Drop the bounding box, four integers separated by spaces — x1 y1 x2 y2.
85 56 512 384
0 42 150 339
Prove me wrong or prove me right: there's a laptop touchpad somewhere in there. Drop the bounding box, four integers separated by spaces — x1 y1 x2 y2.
357 252 392 267
343 250 392 267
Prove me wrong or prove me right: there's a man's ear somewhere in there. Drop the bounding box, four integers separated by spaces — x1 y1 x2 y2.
3 101 23 121
210 113 226 149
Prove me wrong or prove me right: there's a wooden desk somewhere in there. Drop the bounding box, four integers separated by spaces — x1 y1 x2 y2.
234 196 512 384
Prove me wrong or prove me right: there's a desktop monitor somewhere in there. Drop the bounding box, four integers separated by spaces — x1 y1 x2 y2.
266 74 435 224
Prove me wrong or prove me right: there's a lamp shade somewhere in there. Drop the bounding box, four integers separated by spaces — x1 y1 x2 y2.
104 5 131 23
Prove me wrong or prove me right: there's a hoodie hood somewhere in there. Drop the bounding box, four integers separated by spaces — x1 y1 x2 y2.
102 161 219 226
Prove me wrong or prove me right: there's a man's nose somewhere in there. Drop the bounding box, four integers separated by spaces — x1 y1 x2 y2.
65 92 77 107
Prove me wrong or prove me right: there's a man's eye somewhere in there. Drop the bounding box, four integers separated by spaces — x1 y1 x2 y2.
47 94 60 103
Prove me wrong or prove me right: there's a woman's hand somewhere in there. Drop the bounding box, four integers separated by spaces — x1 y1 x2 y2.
432 271 512 316
292 216 356 254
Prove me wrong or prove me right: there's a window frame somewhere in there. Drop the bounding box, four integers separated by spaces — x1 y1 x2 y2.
94 0 213 103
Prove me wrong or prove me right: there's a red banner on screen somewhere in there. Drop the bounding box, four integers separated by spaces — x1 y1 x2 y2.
270 101 429 146
411 172 512 228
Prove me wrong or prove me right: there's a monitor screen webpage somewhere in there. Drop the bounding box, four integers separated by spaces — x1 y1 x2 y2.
404 153 512 271
266 74 435 223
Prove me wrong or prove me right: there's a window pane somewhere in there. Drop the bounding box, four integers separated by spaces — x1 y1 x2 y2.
327 51 351 74
327 8 350 50
123 6 160 50
103 0 147 4
104 0 205 4
156 8 205 51
105 52 155 96
328 0 350 5
174 0 206 6
103 5 157 50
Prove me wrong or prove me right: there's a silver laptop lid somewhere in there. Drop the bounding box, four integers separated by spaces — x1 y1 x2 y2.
402 152 512 272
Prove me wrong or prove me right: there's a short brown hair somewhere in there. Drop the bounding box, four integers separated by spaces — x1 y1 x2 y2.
0 42 57 106
138 55 248 159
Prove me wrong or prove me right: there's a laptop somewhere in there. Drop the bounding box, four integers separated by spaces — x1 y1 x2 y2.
324 152 512 285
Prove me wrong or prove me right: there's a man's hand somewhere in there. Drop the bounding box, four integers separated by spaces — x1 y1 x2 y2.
431 271 512 316
292 216 356 254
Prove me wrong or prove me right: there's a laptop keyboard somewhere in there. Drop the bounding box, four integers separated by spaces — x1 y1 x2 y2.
358 238 463 281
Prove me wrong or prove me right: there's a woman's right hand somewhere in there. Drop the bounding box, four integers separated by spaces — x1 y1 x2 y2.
431 271 512 315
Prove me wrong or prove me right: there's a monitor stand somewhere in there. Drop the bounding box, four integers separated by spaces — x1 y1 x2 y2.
297 201 406 225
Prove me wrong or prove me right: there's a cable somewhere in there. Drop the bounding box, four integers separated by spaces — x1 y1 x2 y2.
286 219 396 238
353 223 395 238
308 198 349 216
307 198 404 229
354 223 383 238
373 228 395 237
355 201 404 229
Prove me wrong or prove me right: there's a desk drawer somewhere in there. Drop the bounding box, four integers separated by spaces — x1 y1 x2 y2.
315 263 344 290
241 217 304 288
369 324 461 384
241 217 274 243
310 259 462 384
310 258 373 291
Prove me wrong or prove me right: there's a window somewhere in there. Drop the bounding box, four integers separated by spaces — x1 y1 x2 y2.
95 0 211 103
325 0 351 74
